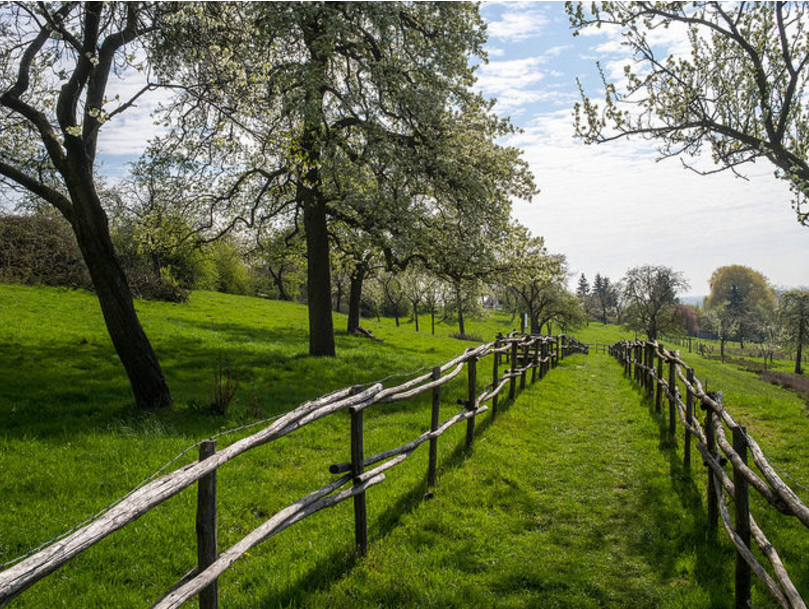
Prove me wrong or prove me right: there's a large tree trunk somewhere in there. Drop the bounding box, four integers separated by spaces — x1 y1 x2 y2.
347 265 365 334
456 286 465 336
302 193 335 357
67 175 172 409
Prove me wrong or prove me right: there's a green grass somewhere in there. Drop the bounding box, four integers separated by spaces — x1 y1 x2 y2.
1 288 807 607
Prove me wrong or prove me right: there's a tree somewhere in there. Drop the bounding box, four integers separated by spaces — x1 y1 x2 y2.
569 1 809 227
706 265 776 348
576 273 590 300
158 2 502 357
778 290 809 374
622 265 689 340
592 273 614 324
702 303 739 362
0 2 173 408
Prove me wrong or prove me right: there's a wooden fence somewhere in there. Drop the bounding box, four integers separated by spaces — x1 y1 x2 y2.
0 332 587 608
610 340 808 609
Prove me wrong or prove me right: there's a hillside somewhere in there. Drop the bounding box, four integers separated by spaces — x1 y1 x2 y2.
1 286 807 608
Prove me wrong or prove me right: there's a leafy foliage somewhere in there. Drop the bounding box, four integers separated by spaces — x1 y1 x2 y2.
569 1 809 227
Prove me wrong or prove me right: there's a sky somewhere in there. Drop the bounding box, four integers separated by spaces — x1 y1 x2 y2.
474 1 809 296
89 1 809 298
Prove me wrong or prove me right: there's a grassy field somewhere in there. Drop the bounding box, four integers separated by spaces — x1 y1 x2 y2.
1 289 808 607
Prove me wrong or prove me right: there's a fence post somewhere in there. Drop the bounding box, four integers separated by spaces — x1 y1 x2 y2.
669 351 678 437
624 344 630 376
531 340 538 384
492 338 501 418
705 396 718 535
350 405 368 556
466 356 478 448
554 337 560 368
685 368 694 470
540 342 547 379
634 344 640 382
428 366 441 488
520 341 528 390
733 426 751 609
655 343 664 412
509 340 518 399
197 439 218 609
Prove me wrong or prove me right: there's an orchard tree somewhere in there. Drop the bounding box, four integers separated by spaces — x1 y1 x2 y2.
592 273 615 324
569 1 809 227
498 224 571 334
702 303 739 362
158 2 506 357
778 289 809 374
0 2 175 408
705 265 776 347
622 265 689 340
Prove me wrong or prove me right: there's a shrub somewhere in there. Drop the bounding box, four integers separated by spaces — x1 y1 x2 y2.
0 213 91 289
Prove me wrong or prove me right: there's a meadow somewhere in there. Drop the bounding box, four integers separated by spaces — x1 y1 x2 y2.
1 286 808 608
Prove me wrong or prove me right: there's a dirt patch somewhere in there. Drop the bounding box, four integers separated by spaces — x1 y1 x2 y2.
759 370 809 403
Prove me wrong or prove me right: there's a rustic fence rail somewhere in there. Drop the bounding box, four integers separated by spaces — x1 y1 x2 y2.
610 340 808 609
0 332 581 608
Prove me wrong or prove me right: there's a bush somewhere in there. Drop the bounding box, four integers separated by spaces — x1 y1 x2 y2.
0 214 91 289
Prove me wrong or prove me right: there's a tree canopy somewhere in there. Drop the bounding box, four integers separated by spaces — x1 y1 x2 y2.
568 1 809 228
621 264 689 340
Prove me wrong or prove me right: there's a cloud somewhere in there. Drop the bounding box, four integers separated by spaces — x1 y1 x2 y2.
486 4 549 41
506 111 809 292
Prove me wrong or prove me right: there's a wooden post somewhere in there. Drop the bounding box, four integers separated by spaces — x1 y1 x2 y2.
540 342 547 379
509 340 518 399
350 406 368 556
669 351 678 437
492 340 500 418
428 366 441 488
685 368 694 470
196 439 218 609
466 356 477 448
624 344 630 376
647 344 655 397
733 426 751 609
554 337 560 369
531 340 538 384
634 344 640 382
520 342 528 390
655 344 664 412
705 400 718 535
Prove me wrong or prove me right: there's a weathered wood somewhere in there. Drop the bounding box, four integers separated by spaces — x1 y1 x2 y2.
509 340 518 400
151 473 383 609
0 383 379 606
685 368 694 470
196 440 218 609
733 426 751 609
428 366 441 488
519 342 528 390
466 356 477 448
350 407 367 556
668 352 678 436
655 345 664 412
705 398 719 534
378 362 464 404
492 339 500 417
711 474 790 609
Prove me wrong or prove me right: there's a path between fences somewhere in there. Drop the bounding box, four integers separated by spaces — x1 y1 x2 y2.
276 352 733 608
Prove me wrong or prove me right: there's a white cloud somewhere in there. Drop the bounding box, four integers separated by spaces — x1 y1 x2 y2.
486 5 549 41
507 111 809 292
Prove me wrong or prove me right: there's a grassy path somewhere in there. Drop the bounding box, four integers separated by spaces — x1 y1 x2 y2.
285 352 736 609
